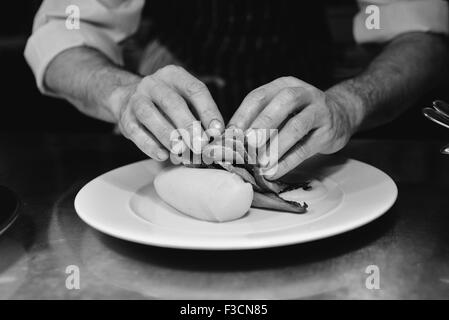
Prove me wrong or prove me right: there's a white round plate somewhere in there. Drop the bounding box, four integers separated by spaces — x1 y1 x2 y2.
74 157 397 250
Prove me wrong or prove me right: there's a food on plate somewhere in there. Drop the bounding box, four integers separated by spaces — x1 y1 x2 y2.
199 133 308 213
154 166 253 222
211 161 308 213
154 131 309 222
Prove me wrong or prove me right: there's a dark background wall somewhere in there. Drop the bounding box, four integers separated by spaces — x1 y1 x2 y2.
0 1 448 138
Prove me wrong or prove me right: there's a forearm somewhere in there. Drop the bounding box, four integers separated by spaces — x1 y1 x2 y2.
44 46 141 123
327 32 449 132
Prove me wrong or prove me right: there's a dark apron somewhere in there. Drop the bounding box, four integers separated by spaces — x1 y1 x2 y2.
137 0 333 121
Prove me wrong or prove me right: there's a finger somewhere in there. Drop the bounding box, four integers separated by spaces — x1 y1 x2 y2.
250 87 313 130
262 133 320 180
144 77 207 151
143 78 207 153
155 65 224 136
228 77 303 130
132 95 177 151
247 87 313 149
145 77 194 129
258 106 318 167
123 118 169 161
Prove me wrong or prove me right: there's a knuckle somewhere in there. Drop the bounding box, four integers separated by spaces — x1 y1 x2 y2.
178 119 195 132
158 125 174 140
290 117 308 136
160 91 184 109
185 80 207 97
157 64 183 76
310 87 324 100
134 101 151 120
279 76 300 86
279 87 300 102
125 122 139 138
140 75 157 88
247 88 267 103
293 145 309 161
257 112 276 127
279 158 293 173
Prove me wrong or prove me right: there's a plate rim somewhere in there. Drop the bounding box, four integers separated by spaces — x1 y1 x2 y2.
74 158 398 250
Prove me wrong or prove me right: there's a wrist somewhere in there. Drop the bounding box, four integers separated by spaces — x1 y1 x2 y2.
107 82 138 121
326 82 367 134
96 69 141 122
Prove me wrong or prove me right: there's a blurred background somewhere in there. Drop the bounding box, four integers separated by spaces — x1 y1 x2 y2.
1 1 448 138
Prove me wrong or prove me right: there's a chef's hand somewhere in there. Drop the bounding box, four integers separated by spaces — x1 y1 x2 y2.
113 65 224 160
228 77 362 180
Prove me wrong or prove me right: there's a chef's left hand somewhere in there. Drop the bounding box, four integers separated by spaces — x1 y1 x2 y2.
228 76 362 180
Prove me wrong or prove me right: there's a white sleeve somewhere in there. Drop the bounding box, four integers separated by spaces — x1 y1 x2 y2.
24 0 145 93
353 0 449 44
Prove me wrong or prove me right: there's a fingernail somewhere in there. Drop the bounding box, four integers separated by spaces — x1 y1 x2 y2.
207 127 221 138
256 129 268 147
258 152 270 168
208 119 223 136
157 149 169 160
245 129 257 148
226 125 239 133
259 164 278 179
262 171 275 179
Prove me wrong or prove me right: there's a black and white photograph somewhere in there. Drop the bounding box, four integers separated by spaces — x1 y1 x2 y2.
1 0 449 305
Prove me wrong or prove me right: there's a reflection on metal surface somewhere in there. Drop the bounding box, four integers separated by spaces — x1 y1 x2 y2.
0 238 28 299
3 134 449 299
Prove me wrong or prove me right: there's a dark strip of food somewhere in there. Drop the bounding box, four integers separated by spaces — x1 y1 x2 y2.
184 134 309 213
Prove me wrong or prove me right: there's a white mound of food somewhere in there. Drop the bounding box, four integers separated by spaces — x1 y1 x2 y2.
153 166 254 222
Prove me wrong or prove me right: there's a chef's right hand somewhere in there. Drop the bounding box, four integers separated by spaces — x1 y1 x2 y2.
112 65 224 160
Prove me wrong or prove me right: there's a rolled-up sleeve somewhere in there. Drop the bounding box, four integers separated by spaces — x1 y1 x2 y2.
24 0 145 93
354 0 449 44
